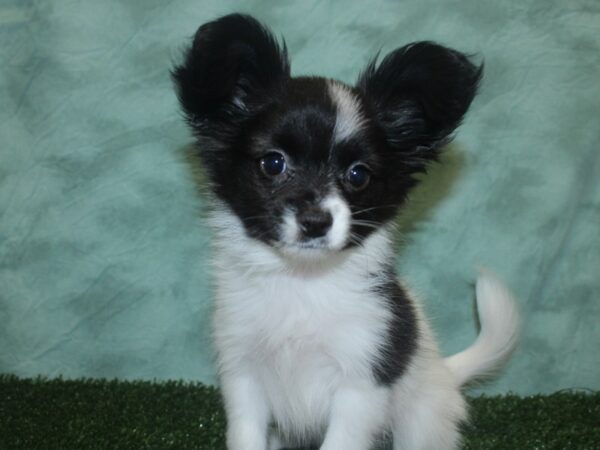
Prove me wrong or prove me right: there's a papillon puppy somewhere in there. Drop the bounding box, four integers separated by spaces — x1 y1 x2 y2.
172 14 519 450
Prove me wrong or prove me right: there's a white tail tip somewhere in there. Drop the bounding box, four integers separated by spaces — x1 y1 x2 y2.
445 269 520 386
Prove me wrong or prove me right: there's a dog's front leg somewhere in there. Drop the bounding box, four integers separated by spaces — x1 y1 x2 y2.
222 373 270 450
320 383 389 450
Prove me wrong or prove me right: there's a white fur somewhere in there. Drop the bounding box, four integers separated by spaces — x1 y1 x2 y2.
328 81 367 143
444 268 520 386
209 204 519 450
280 208 301 246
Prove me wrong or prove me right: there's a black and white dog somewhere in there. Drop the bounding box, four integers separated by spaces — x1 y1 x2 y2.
173 14 519 450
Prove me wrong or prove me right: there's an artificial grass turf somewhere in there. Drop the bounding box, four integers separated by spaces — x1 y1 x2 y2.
1 375 598 450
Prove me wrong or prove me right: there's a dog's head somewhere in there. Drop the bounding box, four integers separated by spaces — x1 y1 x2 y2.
173 14 481 260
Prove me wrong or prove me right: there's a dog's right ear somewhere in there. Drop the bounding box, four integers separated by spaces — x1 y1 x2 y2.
172 14 290 137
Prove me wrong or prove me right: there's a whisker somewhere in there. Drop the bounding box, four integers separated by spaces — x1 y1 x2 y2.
347 232 366 248
352 219 383 226
351 221 381 230
351 204 397 216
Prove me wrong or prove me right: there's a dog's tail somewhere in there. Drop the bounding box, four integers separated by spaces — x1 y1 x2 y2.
444 269 520 386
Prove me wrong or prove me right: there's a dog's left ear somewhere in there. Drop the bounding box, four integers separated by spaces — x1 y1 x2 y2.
357 42 482 169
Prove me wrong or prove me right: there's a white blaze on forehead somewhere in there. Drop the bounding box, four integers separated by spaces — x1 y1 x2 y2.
328 81 366 143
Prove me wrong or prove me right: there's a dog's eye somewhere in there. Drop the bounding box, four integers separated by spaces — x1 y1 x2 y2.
346 164 371 191
260 152 287 177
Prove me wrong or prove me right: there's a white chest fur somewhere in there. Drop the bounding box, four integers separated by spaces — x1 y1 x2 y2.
211 209 395 436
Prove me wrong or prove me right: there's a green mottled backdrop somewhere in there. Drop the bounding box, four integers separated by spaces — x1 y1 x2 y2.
1 0 598 394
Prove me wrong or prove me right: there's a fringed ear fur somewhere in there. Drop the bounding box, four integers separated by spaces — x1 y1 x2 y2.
357 42 482 170
172 14 290 138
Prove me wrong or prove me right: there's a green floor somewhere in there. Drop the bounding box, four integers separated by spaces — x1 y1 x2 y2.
1 375 598 449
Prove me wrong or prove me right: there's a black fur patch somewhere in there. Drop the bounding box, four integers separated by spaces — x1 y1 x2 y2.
357 42 483 170
371 271 419 386
172 13 290 137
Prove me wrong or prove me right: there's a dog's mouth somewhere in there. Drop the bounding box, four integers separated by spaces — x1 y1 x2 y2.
278 236 335 252
276 240 343 265
296 235 330 248
275 221 347 259
277 193 352 257
277 221 348 258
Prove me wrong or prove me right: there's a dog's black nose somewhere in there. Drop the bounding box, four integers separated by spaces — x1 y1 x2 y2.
297 209 333 238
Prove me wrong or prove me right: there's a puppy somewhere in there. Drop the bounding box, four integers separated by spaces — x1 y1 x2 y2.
172 14 519 450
